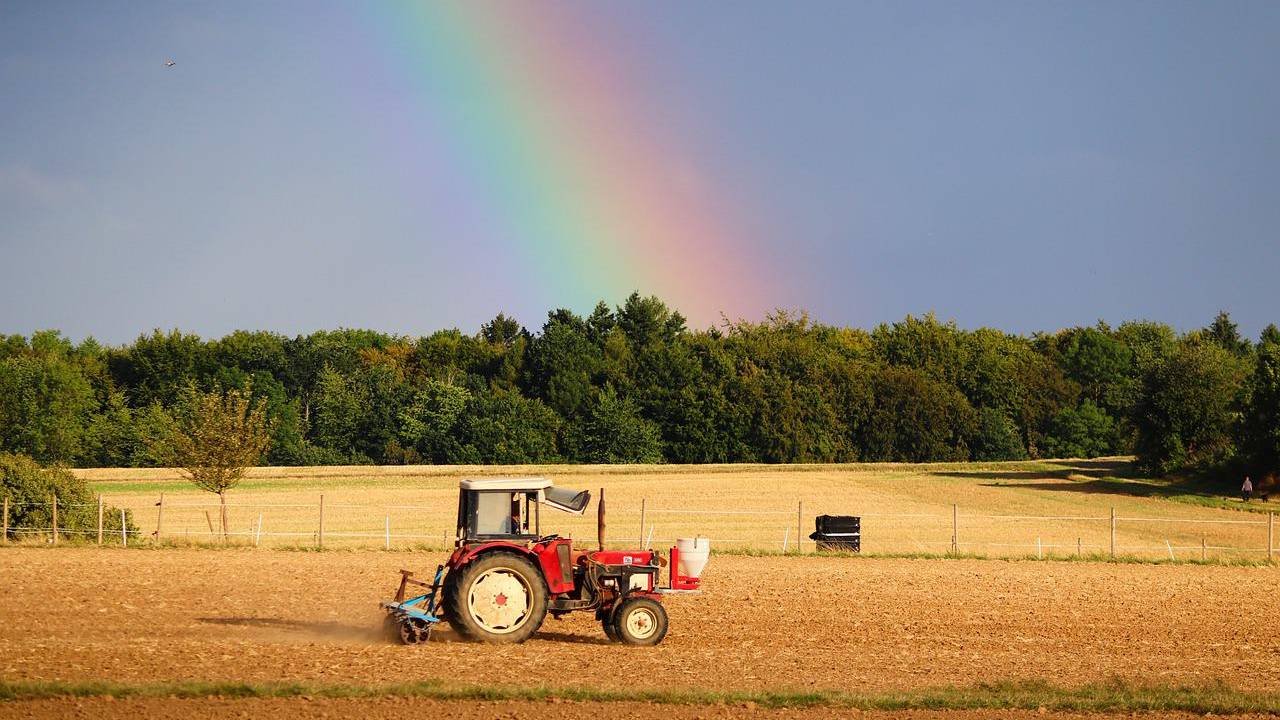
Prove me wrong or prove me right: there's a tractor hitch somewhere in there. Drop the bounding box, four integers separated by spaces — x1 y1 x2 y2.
381 565 445 644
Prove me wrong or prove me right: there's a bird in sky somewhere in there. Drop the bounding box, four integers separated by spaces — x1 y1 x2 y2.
165 59 176 67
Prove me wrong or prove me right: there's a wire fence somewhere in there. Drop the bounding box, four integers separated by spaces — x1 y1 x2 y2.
2 493 1276 561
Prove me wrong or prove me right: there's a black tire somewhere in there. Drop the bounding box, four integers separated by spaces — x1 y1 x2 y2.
439 570 465 634
602 609 620 642
445 552 548 644
612 597 668 646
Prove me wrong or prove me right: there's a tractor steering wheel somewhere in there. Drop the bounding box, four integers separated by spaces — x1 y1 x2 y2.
538 534 561 543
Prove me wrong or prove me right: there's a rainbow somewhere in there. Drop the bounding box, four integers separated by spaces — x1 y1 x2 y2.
359 1 780 326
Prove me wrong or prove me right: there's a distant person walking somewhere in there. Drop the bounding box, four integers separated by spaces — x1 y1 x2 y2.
1242 476 1253 502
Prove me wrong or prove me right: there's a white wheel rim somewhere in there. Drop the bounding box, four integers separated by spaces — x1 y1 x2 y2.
625 607 658 640
468 568 532 634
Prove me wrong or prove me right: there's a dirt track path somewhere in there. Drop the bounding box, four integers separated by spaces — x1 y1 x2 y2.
2 548 1278 693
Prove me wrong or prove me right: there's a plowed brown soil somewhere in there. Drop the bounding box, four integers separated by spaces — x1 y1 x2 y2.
0 698 1271 720
2 548 1277 694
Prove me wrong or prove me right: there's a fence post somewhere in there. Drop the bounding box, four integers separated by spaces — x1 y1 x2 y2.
1269 512 1274 562
1037 536 1042 559
952 504 959 555
155 493 165 542
639 498 646 547
385 515 391 551
781 527 789 553
1077 537 1082 557
1201 536 1206 561
97 494 104 546
796 501 803 554
318 494 325 549
51 494 58 545
121 508 127 547
255 513 263 548
1109 507 1116 558
2 496 7 544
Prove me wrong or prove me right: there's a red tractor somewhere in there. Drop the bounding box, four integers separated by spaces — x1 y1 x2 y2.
382 477 706 646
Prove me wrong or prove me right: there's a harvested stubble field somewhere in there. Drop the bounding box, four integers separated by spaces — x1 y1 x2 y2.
2 548 1279 709
73 459 1276 559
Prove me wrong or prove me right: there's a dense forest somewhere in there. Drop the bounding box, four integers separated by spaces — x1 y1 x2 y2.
1 294 1277 480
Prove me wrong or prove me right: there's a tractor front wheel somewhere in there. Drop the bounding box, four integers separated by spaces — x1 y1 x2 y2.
445 552 548 644
612 597 668 646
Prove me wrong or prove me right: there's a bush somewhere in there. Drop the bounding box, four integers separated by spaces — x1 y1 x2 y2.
970 408 1028 461
0 452 135 541
1042 402 1116 458
564 388 664 463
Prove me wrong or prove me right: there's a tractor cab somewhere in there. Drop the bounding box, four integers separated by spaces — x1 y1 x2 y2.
455 477 590 543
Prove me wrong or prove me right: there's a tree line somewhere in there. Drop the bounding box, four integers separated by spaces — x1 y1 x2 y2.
1 294 1277 482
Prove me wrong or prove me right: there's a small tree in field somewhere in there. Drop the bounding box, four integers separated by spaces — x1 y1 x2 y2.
159 386 270 539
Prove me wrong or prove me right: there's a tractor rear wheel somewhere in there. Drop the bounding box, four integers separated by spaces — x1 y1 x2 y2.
439 570 461 624
445 552 548 644
612 597 668 646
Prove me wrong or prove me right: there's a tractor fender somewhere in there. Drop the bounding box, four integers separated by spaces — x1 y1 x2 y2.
447 541 540 571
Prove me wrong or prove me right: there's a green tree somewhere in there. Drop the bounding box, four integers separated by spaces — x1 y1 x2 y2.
871 313 968 386
452 392 561 463
617 292 686 347
0 333 96 463
523 310 603 418
156 386 271 538
566 387 663 463
110 329 208 407
860 366 977 462
309 366 367 462
971 407 1028 461
398 379 471 462
1059 326 1132 408
1134 341 1248 474
1241 333 1280 476
1203 311 1252 358
1042 402 1116 458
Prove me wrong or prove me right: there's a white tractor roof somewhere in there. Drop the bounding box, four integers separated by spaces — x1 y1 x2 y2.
459 477 553 491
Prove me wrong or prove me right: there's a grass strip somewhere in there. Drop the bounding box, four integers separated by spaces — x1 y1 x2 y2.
1 678 1276 714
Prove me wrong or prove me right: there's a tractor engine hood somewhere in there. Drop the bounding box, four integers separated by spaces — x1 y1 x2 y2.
542 486 591 515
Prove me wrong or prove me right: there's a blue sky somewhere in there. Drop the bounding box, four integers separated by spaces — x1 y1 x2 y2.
2 1 1277 344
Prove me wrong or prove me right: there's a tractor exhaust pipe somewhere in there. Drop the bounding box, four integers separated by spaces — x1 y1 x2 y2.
597 487 606 551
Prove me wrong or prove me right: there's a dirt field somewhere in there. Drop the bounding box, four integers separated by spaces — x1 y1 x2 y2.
69 459 1278 559
0 697 1269 720
2 548 1277 694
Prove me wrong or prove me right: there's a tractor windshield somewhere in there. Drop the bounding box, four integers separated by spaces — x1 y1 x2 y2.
462 490 538 540
472 492 518 535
